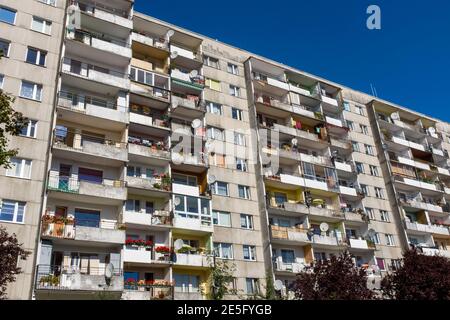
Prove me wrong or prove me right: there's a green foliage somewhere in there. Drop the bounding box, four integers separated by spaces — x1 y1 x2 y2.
207 257 237 300
0 82 28 168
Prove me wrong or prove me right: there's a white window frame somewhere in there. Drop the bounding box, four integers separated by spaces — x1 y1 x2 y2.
207 126 224 141
214 242 234 259
0 74 4 89
238 185 251 199
31 16 52 35
173 194 211 223
234 132 246 146
343 101 350 111
231 107 243 121
385 234 395 246
236 158 248 172
365 144 374 155
360 184 369 197
375 187 384 199
229 85 241 97
355 105 365 116
20 80 42 101
369 165 379 176
360 124 369 135
38 0 57 6
227 63 239 75
346 120 354 131
26 47 47 66
245 278 259 294
371 232 381 245
0 7 16 25
203 55 219 69
380 210 390 222
0 39 10 57
20 120 37 138
212 210 231 227
355 162 365 174
240 214 253 229
6 158 32 179
351 141 360 152
243 245 256 261
212 181 229 196
366 208 375 220
206 101 222 115
0 200 26 223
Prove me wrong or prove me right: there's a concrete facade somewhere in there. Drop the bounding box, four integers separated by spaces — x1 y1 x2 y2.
1 0 449 300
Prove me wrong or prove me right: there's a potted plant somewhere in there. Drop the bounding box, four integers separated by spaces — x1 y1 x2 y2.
138 279 146 291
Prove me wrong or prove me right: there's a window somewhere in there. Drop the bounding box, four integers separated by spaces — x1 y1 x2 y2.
346 120 355 131
236 158 247 172
360 184 369 197
31 16 52 34
0 7 16 24
214 242 233 259
0 200 25 223
274 192 287 206
343 101 350 111
241 213 253 229
6 158 32 179
245 278 259 295
365 144 374 155
240 214 253 229
391 259 402 271
380 210 390 222
203 55 219 68
369 165 379 176
20 81 42 101
125 199 141 213
212 210 231 227
351 141 360 152
234 132 246 146
20 120 37 138
0 39 10 57
209 153 226 168
212 181 229 196
360 124 369 135
205 78 221 91
227 63 239 75
38 0 57 6
229 85 241 97
355 162 365 174
173 173 197 186
26 47 47 66
207 126 224 141
206 101 222 115
238 185 251 199
243 245 256 261
231 107 244 121
0 74 3 89
366 207 375 220
281 249 295 263
355 105 364 115
375 187 384 199
376 258 385 271
371 232 381 244
174 274 200 293
385 234 395 246
173 194 211 223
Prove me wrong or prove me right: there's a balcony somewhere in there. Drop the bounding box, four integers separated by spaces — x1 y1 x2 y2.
57 91 128 125
122 210 172 228
325 116 344 127
312 234 346 247
334 160 353 173
173 253 209 268
130 67 170 103
132 32 169 51
128 139 171 161
41 215 125 245
252 72 289 94
171 152 208 168
405 221 434 234
129 112 170 132
308 205 345 220
386 135 427 152
348 239 375 251
399 197 444 214
66 28 131 59
429 224 450 236
264 169 337 193
62 58 130 90
271 123 328 145
321 95 339 108
53 131 127 165
172 216 213 233
170 95 205 120
273 260 304 274
73 0 132 29
339 185 359 197
329 137 352 151
123 248 172 265
122 284 174 300
344 211 367 224
35 265 123 293
170 44 202 69
171 69 205 91
47 174 127 203
125 175 171 193
394 175 442 193
422 248 450 259
270 225 310 245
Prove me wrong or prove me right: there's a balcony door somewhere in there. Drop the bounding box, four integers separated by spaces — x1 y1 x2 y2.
58 164 72 191
78 167 103 184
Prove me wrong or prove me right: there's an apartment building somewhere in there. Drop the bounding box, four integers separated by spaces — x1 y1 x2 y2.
1 0 449 300
0 0 66 299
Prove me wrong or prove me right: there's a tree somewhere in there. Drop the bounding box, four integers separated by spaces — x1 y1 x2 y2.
0 226 30 299
206 256 237 300
381 249 450 300
290 251 375 300
0 55 28 168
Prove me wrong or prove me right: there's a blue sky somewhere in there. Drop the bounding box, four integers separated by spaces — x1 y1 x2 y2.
135 0 450 121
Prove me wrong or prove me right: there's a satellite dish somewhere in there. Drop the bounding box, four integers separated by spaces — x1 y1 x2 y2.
274 280 283 291
207 174 217 184
170 52 178 60
319 222 329 232
291 138 298 146
174 196 181 206
191 119 202 129
391 113 400 120
189 70 198 78
105 263 114 279
174 239 184 251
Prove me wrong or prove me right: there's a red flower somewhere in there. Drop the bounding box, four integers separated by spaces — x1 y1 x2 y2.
155 246 171 253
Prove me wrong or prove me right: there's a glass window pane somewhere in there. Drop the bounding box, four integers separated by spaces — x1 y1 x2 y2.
20 82 34 98
39 51 46 66
26 48 37 64
186 196 198 213
0 200 15 221
174 195 185 212
0 7 16 24
16 202 25 222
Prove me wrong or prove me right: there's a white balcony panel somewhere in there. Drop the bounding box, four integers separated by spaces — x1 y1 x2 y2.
123 249 152 264
90 38 131 58
280 174 304 187
173 216 213 233
292 105 315 118
305 178 329 191
123 211 152 226
339 186 357 196
334 161 352 172
172 183 199 197
312 235 338 246
289 85 312 97
170 45 195 60
130 112 153 126
287 230 309 242
321 96 338 107
430 225 450 235
325 116 343 127
93 9 132 29
174 253 208 267
432 147 444 156
267 77 289 91
437 167 450 176
349 239 369 249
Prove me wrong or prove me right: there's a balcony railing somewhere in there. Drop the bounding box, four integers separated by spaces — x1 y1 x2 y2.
35 264 123 292
58 91 127 113
71 0 131 19
270 225 310 243
171 69 205 88
123 283 174 300
132 31 169 50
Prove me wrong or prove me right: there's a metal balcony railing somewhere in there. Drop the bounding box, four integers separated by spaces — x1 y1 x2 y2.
70 0 131 19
